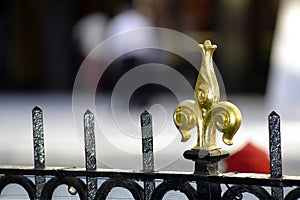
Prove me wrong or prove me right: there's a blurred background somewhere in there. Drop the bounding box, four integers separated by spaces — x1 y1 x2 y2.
0 0 279 93
2 0 300 176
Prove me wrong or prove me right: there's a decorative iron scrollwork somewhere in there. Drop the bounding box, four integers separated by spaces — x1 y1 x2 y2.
151 180 197 200
95 178 144 200
0 175 35 200
285 187 300 200
222 184 272 200
40 176 87 199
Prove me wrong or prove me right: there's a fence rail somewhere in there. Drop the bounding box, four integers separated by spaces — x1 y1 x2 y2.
1 106 300 199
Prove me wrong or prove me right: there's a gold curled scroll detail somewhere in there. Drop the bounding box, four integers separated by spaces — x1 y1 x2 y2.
173 40 242 150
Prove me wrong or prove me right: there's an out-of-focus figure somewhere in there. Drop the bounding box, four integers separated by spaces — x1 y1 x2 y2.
102 0 157 94
266 0 300 119
73 13 108 58
72 0 158 107
104 8 155 59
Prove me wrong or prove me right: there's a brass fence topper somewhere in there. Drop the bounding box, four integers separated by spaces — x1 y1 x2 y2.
173 40 242 150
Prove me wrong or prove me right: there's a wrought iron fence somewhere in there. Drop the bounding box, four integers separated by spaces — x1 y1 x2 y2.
1 106 300 200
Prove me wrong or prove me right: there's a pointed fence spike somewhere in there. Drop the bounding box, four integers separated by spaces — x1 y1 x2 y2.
269 111 282 177
33 105 43 112
84 110 97 200
32 106 46 199
141 110 152 128
142 109 150 115
141 110 155 200
84 109 93 115
141 110 154 171
269 111 283 199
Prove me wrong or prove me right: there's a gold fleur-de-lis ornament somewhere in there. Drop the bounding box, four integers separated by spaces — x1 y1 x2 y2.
173 40 242 150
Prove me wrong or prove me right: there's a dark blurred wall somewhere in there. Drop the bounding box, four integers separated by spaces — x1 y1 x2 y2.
216 0 279 93
153 0 278 93
1 0 44 90
0 0 78 91
43 0 77 90
0 0 279 93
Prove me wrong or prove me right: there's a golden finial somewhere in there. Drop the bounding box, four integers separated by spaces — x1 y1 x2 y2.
173 40 242 150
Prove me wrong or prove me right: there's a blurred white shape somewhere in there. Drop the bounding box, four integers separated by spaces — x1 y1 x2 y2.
266 0 300 119
106 9 153 37
105 9 157 59
73 13 108 56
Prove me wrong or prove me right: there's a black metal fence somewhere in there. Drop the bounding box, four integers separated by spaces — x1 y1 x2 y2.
1 106 300 200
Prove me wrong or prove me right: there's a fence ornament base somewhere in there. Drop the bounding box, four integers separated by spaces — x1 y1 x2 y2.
183 148 229 175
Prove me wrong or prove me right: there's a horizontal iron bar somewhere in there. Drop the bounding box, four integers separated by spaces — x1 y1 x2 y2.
0 166 299 187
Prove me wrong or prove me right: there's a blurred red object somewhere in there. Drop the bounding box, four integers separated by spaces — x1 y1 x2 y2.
225 142 270 174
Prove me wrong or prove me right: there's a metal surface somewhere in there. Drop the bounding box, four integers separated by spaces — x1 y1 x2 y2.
183 148 229 175
1 107 300 199
269 111 283 199
41 177 86 199
141 110 155 200
84 110 97 200
32 106 45 199
0 175 35 200
96 178 144 200
151 180 197 200
2 167 300 199
222 185 272 200
173 40 242 150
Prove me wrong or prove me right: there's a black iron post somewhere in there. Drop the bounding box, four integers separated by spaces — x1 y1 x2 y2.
141 110 155 200
32 106 46 200
84 110 97 200
269 111 283 200
184 148 229 199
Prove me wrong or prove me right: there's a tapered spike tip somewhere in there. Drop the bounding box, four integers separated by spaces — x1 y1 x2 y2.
32 106 42 112
141 110 151 116
269 111 280 117
84 109 93 115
